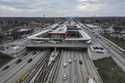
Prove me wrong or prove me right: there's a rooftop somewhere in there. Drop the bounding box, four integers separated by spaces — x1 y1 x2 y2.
49 25 67 34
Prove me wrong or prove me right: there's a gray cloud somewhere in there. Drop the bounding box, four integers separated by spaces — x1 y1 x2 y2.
0 0 125 17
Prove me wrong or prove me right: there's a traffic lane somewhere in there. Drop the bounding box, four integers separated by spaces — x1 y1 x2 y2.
0 58 19 72
78 53 88 83
81 23 123 82
0 51 41 83
85 23 124 54
0 51 35 77
82 27 111 59
80 26 100 46
72 51 76 83
56 50 70 83
69 51 73 83
99 37 125 56
75 51 83 83
84 51 102 83
90 31 124 60
87 26 125 61
82 23 122 54
5 51 48 83
64 51 71 83
55 50 66 83
0 51 33 75
97 38 125 69
0 60 27 83
67 51 73 83
76 52 84 83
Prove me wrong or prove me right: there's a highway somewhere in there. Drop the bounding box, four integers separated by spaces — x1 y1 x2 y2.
0 49 102 83
78 21 125 71
0 51 33 75
0 19 104 83
55 50 102 83
0 50 50 83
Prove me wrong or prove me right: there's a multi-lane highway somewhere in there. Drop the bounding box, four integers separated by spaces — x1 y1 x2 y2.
78 21 125 71
0 50 50 83
0 19 105 83
55 50 102 83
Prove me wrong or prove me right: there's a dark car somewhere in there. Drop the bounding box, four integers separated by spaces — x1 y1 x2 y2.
79 60 83 64
27 58 32 63
16 59 22 64
2 65 10 71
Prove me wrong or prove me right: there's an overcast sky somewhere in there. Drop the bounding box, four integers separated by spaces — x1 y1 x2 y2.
0 0 125 17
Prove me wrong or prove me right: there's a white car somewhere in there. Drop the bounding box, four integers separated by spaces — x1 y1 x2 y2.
91 45 105 54
68 59 72 64
63 74 68 80
63 62 68 68
88 78 96 83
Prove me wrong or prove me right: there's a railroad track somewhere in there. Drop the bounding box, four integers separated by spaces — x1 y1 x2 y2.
46 50 63 83
23 49 62 83
34 50 59 83
23 50 51 83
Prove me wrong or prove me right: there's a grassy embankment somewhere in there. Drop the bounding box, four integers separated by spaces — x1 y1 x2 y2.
94 57 125 83
0 53 13 68
102 34 125 49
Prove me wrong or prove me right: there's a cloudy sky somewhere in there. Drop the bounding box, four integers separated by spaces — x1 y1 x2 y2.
0 0 125 17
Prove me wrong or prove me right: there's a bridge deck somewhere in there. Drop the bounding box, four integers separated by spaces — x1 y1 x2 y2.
26 42 89 49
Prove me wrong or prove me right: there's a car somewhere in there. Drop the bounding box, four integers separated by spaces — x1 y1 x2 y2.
68 59 72 64
91 45 105 54
94 47 104 53
88 78 96 83
2 65 10 71
79 60 83 64
51 52 55 57
27 58 32 63
63 63 68 68
87 40 92 44
63 74 68 80
16 59 22 64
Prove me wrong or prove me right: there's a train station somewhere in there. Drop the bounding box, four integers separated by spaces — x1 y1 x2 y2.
26 22 91 50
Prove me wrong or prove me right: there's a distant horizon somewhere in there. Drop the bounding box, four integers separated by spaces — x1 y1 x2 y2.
1 16 125 18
